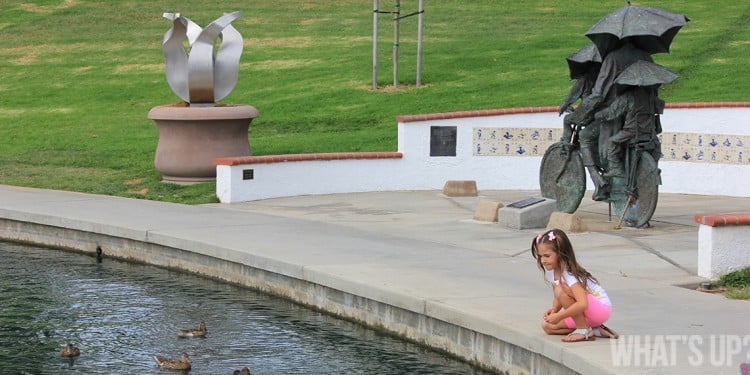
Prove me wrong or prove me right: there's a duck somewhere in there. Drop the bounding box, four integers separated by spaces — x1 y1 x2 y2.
178 320 207 337
154 352 191 370
232 367 252 375
60 343 80 357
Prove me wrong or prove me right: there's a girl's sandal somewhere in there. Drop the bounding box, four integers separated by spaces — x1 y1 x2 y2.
562 327 595 342
593 324 619 339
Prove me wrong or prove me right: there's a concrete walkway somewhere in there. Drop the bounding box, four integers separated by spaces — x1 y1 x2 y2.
0 184 748 374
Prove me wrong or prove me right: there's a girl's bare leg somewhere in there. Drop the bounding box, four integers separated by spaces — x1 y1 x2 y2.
555 285 588 328
542 285 588 336
556 285 593 341
542 320 573 335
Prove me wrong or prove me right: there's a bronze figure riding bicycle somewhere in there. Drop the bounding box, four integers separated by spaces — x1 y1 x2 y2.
539 4 687 228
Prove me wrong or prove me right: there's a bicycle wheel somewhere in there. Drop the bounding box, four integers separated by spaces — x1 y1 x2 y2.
612 152 660 228
539 142 586 213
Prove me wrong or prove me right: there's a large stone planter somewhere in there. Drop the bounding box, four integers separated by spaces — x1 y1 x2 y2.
148 103 259 183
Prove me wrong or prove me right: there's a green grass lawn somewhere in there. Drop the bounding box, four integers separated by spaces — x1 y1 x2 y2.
1 0 748 204
720 267 750 300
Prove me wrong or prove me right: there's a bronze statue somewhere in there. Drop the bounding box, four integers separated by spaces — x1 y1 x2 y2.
540 4 688 227
559 44 601 142
564 41 653 201
596 60 677 177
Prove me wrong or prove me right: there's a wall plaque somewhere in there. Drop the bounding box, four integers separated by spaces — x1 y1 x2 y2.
242 169 254 180
507 197 545 209
430 126 457 156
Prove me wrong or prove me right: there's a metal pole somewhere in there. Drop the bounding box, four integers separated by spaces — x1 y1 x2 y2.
393 0 400 87
615 196 633 229
416 0 424 87
373 0 379 90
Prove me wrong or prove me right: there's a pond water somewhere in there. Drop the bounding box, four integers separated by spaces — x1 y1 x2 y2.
0 241 491 374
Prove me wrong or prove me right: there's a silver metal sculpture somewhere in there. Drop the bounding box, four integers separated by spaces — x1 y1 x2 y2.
161 12 244 106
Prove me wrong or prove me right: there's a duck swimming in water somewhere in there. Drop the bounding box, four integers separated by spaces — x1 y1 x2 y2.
60 343 80 357
154 352 191 370
178 320 207 337
232 367 252 375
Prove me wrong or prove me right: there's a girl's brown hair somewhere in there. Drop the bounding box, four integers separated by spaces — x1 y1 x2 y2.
530 228 597 288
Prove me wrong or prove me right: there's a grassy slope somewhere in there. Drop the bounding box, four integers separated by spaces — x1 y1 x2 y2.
0 0 748 204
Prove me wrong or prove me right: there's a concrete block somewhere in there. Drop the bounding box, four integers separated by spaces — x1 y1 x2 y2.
498 198 556 230
473 200 504 222
443 180 478 197
698 225 750 280
546 212 587 233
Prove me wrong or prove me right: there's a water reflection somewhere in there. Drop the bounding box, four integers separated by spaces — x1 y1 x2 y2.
0 241 490 374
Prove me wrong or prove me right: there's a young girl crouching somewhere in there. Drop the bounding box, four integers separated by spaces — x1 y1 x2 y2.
531 228 618 342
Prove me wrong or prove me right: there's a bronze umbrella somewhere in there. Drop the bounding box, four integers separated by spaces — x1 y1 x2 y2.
566 43 602 80
586 3 689 57
559 44 603 115
615 60 679 87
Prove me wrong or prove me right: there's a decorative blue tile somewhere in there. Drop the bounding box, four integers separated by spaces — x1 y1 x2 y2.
473 128 749 165
658 132 749 165
473 127 561 156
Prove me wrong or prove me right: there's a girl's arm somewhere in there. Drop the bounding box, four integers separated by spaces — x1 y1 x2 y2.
550 286 562 312
544 286 562 319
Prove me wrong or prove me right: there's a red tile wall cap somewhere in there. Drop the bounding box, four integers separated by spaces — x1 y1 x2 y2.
694 213 750 227
215 152 403 166
396 102 750 123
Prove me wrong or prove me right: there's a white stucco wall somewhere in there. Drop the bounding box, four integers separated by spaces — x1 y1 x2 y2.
396 107 750 196
217 159 412 202
396 113 555 191
698 224 750 280
216 106 750 203
658 108 750 196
